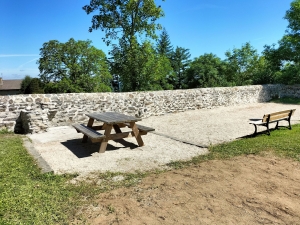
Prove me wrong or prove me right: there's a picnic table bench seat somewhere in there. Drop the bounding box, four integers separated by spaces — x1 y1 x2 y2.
72 123 105 143
249 109 296 135
124 123 155 132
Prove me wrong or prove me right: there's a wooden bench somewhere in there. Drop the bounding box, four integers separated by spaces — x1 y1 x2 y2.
72 124 106 143
124 123 155 135
249 109 296 135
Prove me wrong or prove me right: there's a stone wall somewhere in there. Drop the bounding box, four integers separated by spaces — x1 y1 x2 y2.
0 84 297 134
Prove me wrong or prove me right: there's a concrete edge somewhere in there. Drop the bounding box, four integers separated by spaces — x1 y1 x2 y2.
22 137 53 173
152 131 209 148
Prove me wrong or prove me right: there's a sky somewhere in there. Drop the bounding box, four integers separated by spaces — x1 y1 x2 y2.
0 0 293 80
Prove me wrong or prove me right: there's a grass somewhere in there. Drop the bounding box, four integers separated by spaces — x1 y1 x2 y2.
167 124 300 169
1 96 300 223
0 134 147 224
269 96 300 104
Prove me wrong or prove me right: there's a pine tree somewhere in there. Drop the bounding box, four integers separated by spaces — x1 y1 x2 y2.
156 28 173 59
170 47 191 89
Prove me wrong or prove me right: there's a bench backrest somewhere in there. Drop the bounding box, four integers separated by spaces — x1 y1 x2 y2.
262 109 296 122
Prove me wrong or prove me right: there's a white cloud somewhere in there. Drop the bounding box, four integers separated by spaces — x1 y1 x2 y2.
0 54 39 57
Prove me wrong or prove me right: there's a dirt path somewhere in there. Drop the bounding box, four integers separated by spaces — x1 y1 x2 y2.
80 154 300 225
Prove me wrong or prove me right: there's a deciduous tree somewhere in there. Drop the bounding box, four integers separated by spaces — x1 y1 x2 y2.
111 38 173 91
224 42 260 86
38 38 112 93
83 0 167 91
186 54 228 88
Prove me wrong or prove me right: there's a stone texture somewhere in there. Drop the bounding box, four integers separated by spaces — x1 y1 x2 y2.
0 84 298 134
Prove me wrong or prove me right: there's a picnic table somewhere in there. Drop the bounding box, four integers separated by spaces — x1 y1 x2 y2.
72 112 155 153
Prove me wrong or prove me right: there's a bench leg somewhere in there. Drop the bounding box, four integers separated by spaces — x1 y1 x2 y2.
82 118 94 143
266 123 270 135
275 121 279 130
288 118 292 130
99 124 113 153
252 124 257 136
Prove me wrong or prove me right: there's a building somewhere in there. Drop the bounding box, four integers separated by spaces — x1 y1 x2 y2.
0 78 22 95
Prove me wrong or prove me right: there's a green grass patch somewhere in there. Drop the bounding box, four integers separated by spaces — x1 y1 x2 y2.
168 124 300 169
269 97 300 104
2 123 300 223
0 134 148 224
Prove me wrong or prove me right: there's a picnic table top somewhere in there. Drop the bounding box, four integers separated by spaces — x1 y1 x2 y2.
86 112 141 124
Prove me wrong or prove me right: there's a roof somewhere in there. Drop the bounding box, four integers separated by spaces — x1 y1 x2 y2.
0 79 22 90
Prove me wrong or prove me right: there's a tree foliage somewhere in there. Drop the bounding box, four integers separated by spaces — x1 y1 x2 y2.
224 42 260 86
20 76 44 94
156 27 173 58
38 38 112 93
186 54 228 88
83 0 164 45
262 0 300 85
111 38 173 91
83 0 168 91
170 47 191 89
20 75 32 94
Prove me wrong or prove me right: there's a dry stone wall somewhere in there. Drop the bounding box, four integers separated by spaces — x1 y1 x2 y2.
0 84 297 134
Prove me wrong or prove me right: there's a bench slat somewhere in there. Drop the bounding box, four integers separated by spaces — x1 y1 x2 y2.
72 124 105 140
269 114 289 121
125 123 155 132
262 109 296 122
136 124 155 132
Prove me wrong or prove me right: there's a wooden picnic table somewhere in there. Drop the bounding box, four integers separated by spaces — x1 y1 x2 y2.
72 112 155 153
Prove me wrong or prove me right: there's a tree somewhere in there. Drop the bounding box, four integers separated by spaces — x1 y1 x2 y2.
111 38 173 91
251 56 276 85
186 54 228 88
224 42 260 86
83 0 166 91
170 47 191 89
20 75 32 94
28 78 44 94
38 38 112 93
274 63 300 84
156 27 173 58
20 76 44 94
83 0 164 46
262 0 300 85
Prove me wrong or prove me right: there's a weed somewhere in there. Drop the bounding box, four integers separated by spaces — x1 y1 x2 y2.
107 204 115 213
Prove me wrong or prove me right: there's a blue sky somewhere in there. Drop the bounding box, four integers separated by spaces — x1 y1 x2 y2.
0 0 293 80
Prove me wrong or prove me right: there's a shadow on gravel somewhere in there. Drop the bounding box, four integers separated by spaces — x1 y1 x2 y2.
61 138 139 158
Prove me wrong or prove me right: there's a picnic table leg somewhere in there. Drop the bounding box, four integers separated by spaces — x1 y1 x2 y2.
99 124 113 153
130 122 144 147
82 118 94 143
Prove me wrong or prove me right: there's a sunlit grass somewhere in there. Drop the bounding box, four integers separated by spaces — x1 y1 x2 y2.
1 115 300 223
269 96 300 104
167 124 300 169
0 134 147 224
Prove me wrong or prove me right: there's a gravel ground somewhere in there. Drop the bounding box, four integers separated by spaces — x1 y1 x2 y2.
26 102 300 175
